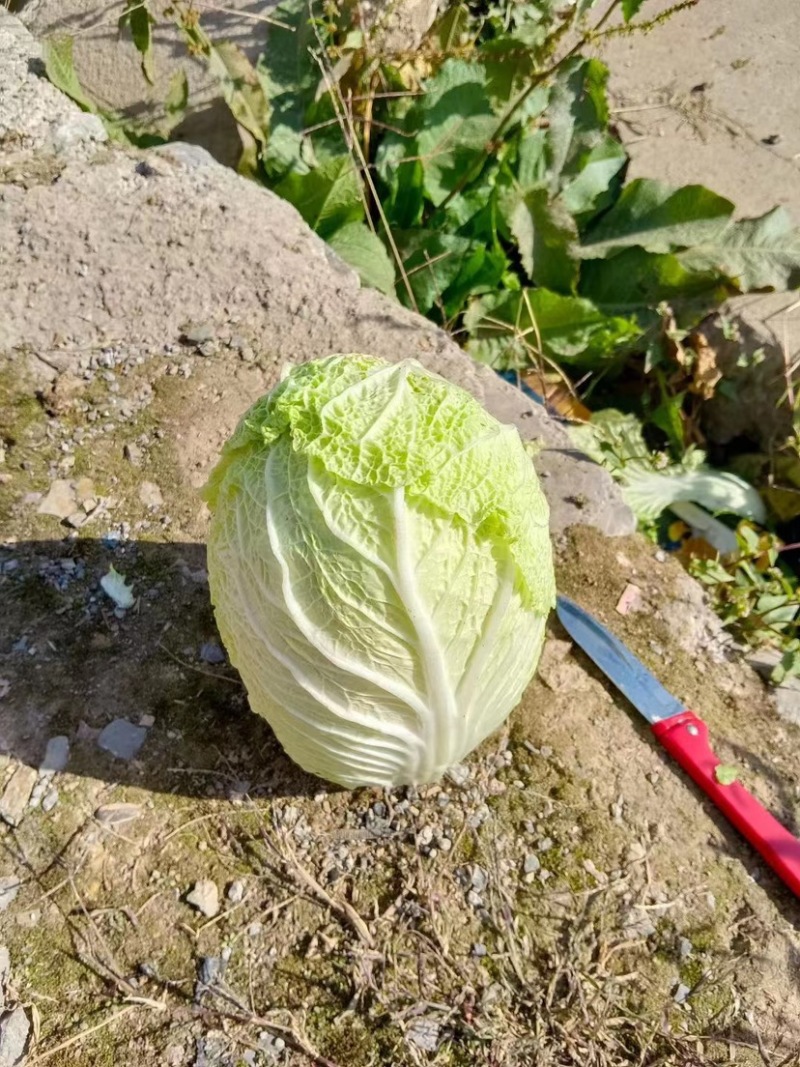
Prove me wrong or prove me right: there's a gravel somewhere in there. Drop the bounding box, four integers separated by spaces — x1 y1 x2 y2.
186 880 220 918
0 881 20 914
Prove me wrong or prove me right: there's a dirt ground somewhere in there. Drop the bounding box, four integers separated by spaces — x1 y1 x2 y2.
2 347 800 1066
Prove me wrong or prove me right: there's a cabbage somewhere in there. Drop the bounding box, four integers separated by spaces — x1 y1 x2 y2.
203 355 555 788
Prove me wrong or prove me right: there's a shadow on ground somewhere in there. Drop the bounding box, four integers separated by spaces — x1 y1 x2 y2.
0 538 325 801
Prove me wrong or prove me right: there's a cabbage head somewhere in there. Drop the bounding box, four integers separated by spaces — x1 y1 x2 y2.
203 355 555 788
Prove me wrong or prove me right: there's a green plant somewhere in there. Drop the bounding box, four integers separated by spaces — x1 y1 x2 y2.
690 522 800 664
202 354 555 788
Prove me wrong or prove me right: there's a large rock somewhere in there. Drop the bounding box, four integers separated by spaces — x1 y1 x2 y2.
0 10 635 540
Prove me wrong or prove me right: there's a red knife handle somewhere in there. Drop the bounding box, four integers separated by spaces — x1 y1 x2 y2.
652 710 800 897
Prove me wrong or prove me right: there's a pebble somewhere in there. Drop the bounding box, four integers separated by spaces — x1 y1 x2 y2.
523 853 541 875
471 943 487 958
0 767 38 827
227 880 246 904
39 735 70 775
406 1017 440 1053
95 802 142 825
538 836 554 852
123 442 142 466
446 763 470 787
470 865 489 892
186 879 220 918
138 481 163 508
199 641 226 665
673 982 691 1005
36 479 76 519
42 789 59 813
678 937 693 960
97 719 148 761
0 1005 29 1067
0 879 20 914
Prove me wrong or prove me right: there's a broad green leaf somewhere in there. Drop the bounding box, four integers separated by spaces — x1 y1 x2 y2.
206 41 269 146
43 37 97 113
559 134 627 221
622 0 647 19
276 156 363 239
516 129 548 190
416 60 497 205
580 247 731 315
507 189 579 292
121 4 155 85
326 223 396 296
677 207 800 291
465 289 640 370
580 179 735 259
375 139 424 229
478 39 539 106
164 69 189 117
397 231 473 315
396 232 505 318
545 58 610 194
257 0 320 176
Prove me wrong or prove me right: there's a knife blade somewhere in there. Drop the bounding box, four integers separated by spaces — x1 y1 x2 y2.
556 594 800 898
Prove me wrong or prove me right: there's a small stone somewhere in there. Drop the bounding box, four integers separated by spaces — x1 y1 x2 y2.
41 789 59 813
95 802 142 825
0 767 38 827
39 735 70 775
0 879 21 913
37 480 76 519
165 1046 184 1067
97 719 148 761
470 865 489 892
139 714 155 728
406 1017 440 1053
227 880 246 904
673 982 691 1005
538 836 554 852
186 879 219 918
466 889 483 908
678 937 693 960
182 322 214 346
138 481 163 508
446 763 470 787
471 943 487 958
64 511 88 529
0 1005 30 1067
523 853 540 875
248 922 263 938
124 442 142 466
199 642 226 665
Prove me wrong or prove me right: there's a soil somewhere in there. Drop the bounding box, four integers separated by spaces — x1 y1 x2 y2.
1 347 800 1066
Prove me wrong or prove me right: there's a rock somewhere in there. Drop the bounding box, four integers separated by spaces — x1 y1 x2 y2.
0 880 20 914
747 647 800 725
96 719 148 761
673 982 692 1005
678 937 693 960
94 802 142 826
470 865 489 892
445 763 470 787
41 789 59 812
523 853 541 875
138 481 163 508
0 947 9 1010
199 642 226 665
0 767 37 827
123 442 142 466
39 735 70 774
36 479 77 519
0 1005 29 1067
406 1016 440 1053
186 879 220 918
227 880 246 904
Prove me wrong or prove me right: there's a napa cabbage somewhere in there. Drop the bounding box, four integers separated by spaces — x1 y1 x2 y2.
203 355 554 787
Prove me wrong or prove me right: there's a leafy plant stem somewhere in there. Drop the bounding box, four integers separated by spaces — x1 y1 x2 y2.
311 40 418 311
436 0 624 216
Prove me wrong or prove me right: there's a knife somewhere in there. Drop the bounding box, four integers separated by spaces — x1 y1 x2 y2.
555 594 800 898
